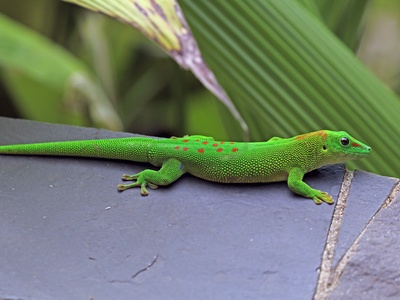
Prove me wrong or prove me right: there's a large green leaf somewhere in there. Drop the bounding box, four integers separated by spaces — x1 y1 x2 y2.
179 0 400 177
314 0 369 50
0 13 122 129
64 0 248 135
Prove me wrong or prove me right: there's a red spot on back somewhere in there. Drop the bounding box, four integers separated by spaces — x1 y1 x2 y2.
352 142 360 147
212 143 218 147
220 141 225 144
217 148 223 152
182 139 189 143
183 147 189 151
174 146 180 150
202 141 209 145
232 148 238 152
230 142 235 145
198 149 204 154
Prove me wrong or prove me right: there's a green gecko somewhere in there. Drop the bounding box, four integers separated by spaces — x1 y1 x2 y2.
0 130 371 204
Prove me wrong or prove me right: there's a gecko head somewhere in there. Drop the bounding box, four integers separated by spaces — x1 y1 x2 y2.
321 130 372 164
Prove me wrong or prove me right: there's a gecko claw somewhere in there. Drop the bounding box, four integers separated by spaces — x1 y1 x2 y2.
313 198 323 205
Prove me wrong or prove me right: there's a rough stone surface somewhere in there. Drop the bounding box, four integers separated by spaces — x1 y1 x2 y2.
332 171 398 268
330 193 400 299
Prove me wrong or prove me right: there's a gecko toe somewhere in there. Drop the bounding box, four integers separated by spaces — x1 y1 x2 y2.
313 192 334 205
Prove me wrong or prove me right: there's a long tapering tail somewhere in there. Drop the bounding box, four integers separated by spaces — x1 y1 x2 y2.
0 137 156 163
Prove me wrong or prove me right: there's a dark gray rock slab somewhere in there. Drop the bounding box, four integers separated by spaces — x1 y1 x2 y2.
332 171 398 268
329 192 400 299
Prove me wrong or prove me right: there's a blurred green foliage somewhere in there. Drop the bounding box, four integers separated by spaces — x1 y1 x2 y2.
0 0 224 136
0 0 399 177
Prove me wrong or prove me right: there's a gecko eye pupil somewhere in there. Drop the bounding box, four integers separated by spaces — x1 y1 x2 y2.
341 137 350 146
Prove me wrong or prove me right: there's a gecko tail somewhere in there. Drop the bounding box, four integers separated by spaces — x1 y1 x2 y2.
0 137 155 163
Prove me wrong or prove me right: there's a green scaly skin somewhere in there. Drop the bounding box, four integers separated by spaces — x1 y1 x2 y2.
0 130 371 204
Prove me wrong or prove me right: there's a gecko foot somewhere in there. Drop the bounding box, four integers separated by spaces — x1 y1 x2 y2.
118 173 158 196
312 191 334 205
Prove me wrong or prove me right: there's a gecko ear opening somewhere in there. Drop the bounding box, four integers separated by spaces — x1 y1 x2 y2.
322 145 327 150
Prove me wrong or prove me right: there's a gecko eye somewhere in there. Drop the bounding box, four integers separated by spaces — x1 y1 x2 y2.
340 137 350 146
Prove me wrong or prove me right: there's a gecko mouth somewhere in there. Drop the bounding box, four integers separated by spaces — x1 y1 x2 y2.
349 147 372 157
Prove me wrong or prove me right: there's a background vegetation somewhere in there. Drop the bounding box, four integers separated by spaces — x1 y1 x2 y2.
0 0 399 177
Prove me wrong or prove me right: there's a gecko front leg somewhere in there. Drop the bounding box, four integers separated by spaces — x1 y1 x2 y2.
287 167 334 205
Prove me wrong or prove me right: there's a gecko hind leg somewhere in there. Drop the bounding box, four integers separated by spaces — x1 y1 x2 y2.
117 158 185 196
118 176 158 196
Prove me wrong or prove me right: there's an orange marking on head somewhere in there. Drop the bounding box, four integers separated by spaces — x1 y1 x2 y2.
352 142 360 147
183 147 189 151
174 146 180 150
232 148 238 152
295 130 327 141
217 148 223 152
319 131 328 140
198 149 204 154
202 141 209 145
212 143 218 147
